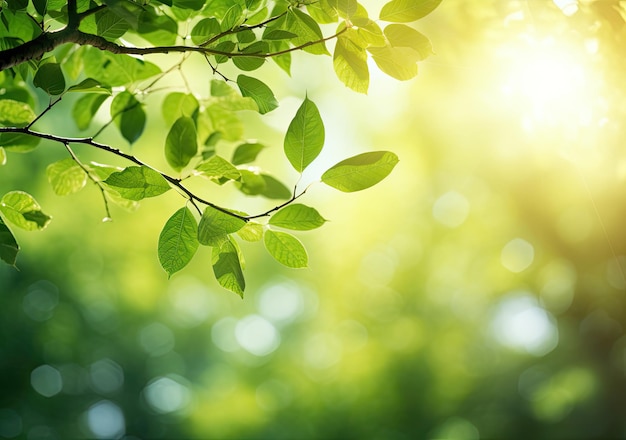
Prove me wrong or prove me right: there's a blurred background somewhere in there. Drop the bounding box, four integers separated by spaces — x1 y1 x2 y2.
3 0 626 438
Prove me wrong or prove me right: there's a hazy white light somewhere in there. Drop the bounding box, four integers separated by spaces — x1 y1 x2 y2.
31 365 62 397
432 191 470 228
258 282 304 324
553 0 578 16
235 315 280 356
303 333 342 369
211 317 239 352
138 323 175 356
86 400 125 439
144 375 191 414
501 238 534 273
492 293 559 356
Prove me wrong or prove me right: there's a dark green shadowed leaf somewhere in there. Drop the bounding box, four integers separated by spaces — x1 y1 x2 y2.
0 191 51 231
260 175 291 200
212 237 245 297
73 94 109 130
284 97 325 172
33 63 65 95
103 166 171 200
165 116 197 171
46 158 88 196
0 132 40 152
158 207 199 278
264 229 308 268
231 142 266 165
0 217 19 266
269 204 326 230
236 75 279 114
379 0 442 23
197 206 246 246
110 91 146 144
321 151 399 192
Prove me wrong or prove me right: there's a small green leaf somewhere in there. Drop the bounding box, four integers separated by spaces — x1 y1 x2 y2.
270 204 326 230
190 17 221 44
67 78 112 94
162 92 199 125
232 41 268 71
0 217 19 266
284 97 324 172
334 33 369 93
158 207 199 278
236 74 279 115
0 148 5 166
195 155 241 181
0 99 36 127
237 169 266 196
197 205 246 246
379 0 442 22
0 191 51 231
110 91 146 144
72 94 109 130
321 151 399 192
165 116 197 171
231 142 266 165
212 237 245 297
46 158 88 196
237 222 263 242
259 175 291 200
33 63 65 95
264 229 308 268
103 166 171 200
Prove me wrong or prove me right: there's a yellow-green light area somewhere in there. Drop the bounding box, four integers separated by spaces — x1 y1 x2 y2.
2 1 626 439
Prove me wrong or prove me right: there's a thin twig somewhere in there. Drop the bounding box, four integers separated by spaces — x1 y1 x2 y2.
27 96 63 129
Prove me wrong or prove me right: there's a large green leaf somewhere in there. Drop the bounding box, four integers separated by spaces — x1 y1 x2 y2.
33 62 65 95
0 191 51 231
96 9 130 39
321 151 399 192
367 45 420 81
0 217 19 266
284 97 324 172
165 116 197 171
161 93 199 125
236 75 279 115
158 207 199 278
333 33 369 94
285 9 329 55
197 205 246 246
110 91 146 144
212 237 245 297
190 17 221 45
385 23 433 60
195 155 240 181
264 229 308 268
46 158 88 196
103 166 171 200
379 0 442 23
269 204 326 230
0 99 36 127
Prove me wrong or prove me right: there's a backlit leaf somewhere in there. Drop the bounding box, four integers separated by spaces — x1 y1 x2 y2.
284 97 324 172
0 191 51 231
72 94 109 130
321 151 399 192
334 33 369 93
379 0 442 23
264 229 308 268
367 45 420 81
162 93 199 125
165 116 197 171
385 23 433 60
237 75 279 114
269 204 326 230
195 155 241 181
103 166 171 200
0 217 19 266
67 78 112 94
212 236 245 297
237 222 263 242
158 207 199 278
197 205 246 246
46 158 88 196
0 99 36 127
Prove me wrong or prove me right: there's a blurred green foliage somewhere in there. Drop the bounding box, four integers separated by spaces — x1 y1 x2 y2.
3 0 626 438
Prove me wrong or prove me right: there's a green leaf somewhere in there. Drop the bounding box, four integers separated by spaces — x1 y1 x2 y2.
110 91 146 144
0 191 51 231
46 158 88 196
357 20 386 47
96 9 130 39
197 205 246 246
67 78 112 94
212 236 245 297
0 132 40 152
334 33 369 93
161 92 199 125
379 0 442 22
232 41 268 71
231 142 266 165
33 63 65 95
190 17 221 44
158 207 199 278
328 0 358 18
82 48 161 86
72 94 109 130
321 151 399 192
103 166 171 200
221 3 245 31
195 155 241 181
237 169 266 196
385 23 433 60
0 147 5 166
165 116 197 171
269 204 326 230
205 105 244 141
264 230 308 268
236 74 279 115
0 216 19 266
0 99 36 127
263 29 298 40
237 221 263 242
286 9 329 55
367 45 420 81
307 0 338 24
284 97 324 172
259 175 291 200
